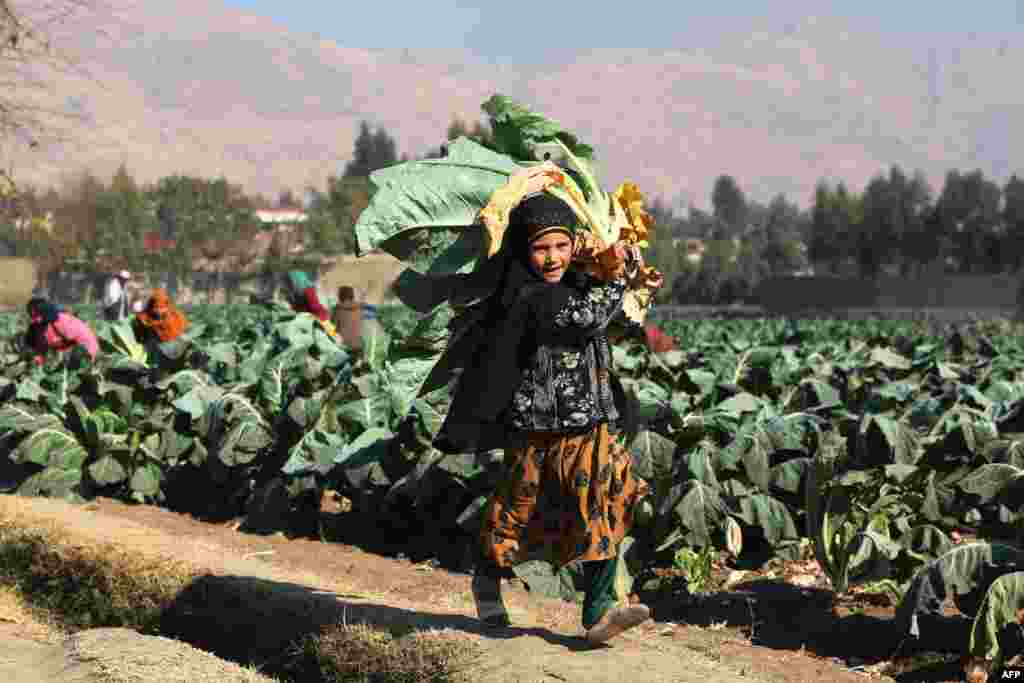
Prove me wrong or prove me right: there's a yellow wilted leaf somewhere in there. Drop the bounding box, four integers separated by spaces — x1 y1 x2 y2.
612 182 653 245
478 161 565 257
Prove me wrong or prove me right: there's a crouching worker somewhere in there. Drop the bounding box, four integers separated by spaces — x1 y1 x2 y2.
285 270 339 339
133 288 189 345
24 297 99 366
434 193 653 645
285 270 329 321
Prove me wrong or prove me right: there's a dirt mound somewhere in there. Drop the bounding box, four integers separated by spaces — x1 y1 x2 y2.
0 625 274 683
63 628 276 682
0 495 893 682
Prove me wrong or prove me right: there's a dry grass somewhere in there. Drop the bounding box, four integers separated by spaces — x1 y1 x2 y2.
0 257 37 309
0 583 59 641
286 622 482 683
0 518 198 632
0 507 482 683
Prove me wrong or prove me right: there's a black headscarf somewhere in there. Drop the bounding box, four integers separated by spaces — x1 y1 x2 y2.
24 297 61 351
433 193 587 454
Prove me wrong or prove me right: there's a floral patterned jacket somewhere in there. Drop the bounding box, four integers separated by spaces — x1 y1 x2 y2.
504 273 630 434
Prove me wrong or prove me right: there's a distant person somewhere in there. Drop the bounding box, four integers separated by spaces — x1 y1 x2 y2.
331 286 387 355
331 285 363 351
609 321 677 353
24 297 99 366
359 294 386 351
133 288 189 345
102 270 133 321
643 322 677 353
284 270 329 321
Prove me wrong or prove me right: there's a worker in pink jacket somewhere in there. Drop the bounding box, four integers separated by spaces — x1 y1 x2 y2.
24 298 99 366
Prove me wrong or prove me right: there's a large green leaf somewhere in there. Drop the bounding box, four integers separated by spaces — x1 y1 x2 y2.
785 379 841 412
172 385 224 422
355 137 520 258
968 571 1024 669
628 430 675 484
957 463 1024 504
216 421 273 467
129 463 162 502
868 347 912 370
733 493 800 547
900 524 953 561
10 428 87 469
657 480 726 549
769 458 810 496
282 428 345 476
679 441 720 489
895 542 1024 639
715 392 764 417
0 405 61 433
88 456 128 486
857 414 921 466
481 94 595 161
16 466 83 501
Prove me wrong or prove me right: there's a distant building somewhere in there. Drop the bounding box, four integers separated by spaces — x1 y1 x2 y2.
256 209 308 230
672 237 706 264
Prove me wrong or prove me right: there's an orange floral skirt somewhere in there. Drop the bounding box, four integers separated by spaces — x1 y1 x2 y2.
480 422 649 569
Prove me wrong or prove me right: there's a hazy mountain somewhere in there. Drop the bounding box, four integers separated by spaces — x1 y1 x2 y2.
5 2 1021 209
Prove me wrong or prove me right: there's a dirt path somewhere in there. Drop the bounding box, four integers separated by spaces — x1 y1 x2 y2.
0 495 886 683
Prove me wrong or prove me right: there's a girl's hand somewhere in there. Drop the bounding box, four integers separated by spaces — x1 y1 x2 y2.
610 242 628 265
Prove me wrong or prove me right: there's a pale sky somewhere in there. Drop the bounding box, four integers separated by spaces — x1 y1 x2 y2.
223 1 1024 61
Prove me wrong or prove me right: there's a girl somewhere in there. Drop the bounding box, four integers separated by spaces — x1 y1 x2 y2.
24 297 99 366
133 288 189 345
435 192 660 645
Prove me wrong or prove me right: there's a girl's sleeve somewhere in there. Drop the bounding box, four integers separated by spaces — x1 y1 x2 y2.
534 274 631 341
57 316 99 358
303 288 330 321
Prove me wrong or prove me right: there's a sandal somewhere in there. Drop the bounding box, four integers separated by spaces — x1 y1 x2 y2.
584 604 650 644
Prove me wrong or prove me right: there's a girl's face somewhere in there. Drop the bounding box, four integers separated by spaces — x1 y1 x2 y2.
528 230 573 283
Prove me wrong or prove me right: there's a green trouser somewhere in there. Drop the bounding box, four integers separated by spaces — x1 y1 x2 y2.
581 558 618 630
474 555 618 630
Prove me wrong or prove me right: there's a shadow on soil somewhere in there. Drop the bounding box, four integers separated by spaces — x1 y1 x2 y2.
641 578 975 683
159 573 595 678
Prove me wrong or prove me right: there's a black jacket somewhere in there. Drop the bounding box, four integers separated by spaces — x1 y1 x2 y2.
434 264 632 454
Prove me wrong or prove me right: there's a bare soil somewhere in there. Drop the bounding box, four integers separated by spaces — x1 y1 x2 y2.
0 495 925 683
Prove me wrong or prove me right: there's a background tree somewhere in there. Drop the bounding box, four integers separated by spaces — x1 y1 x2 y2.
858 173 895 278
342 121 399 179
51 169 104 265
1002 174 1024 271
643 198 691 303
423 116 495 158
94 164 153 271
711 174 747 238
304 122 400 256
809 181 841 274
894 169 935 276
758 193 807 277
935 169 1002 274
